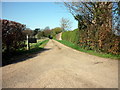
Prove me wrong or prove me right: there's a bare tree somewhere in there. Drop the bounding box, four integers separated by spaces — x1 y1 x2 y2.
60 17 72 31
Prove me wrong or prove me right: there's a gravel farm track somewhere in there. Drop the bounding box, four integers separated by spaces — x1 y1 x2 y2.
2 39 118 88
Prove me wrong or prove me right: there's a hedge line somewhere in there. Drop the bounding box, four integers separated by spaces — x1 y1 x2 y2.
62 29 79 45
61 28 120 55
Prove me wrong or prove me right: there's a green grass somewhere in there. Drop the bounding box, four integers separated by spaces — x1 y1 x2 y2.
25 39 47 47
55 39 120 60
19 39 49 54
2 39 49 65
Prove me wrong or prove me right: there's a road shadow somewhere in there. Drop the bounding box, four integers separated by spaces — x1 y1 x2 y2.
2 48 51 67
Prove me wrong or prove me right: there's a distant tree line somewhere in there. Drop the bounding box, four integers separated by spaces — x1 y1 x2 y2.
37 27 62 39
22 26 62 39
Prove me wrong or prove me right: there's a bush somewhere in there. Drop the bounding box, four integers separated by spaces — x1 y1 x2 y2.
2 19 26 52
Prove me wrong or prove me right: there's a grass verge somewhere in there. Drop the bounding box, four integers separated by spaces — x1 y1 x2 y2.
55 39 120 60
18 39 49 54
2 39 49 66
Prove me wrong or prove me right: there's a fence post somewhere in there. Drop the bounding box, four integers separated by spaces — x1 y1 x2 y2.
27 34 30 50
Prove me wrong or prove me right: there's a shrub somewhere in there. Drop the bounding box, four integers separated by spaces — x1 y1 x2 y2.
2 19 26 52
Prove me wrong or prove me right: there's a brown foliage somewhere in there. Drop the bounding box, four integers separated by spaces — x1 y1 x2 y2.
64 2 120 55
1 19 26 52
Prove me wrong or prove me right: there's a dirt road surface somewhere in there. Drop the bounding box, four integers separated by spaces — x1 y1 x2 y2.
2 39 118 88
56 32 62 40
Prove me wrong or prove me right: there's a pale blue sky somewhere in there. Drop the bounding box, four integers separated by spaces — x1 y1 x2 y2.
2 2 78 30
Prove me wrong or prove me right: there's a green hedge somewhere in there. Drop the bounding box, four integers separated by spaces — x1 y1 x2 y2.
62 27 120 55
62 29 79 45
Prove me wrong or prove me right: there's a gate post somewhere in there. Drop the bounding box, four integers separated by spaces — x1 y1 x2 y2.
27 34 30 50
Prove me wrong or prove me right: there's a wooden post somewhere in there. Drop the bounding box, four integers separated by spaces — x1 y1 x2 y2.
26 34 30 50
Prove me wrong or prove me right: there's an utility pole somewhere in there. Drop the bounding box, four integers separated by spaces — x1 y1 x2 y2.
26 34 30 50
